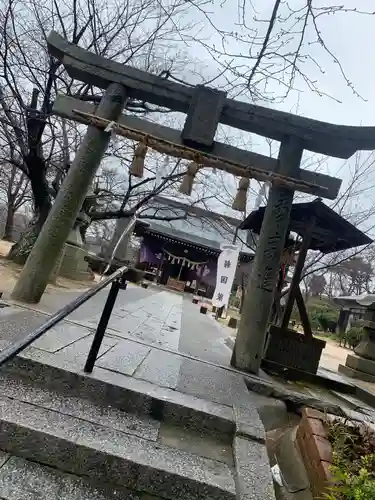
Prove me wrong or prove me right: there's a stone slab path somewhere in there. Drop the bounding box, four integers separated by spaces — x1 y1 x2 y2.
0 286 248 408
0 286 280 499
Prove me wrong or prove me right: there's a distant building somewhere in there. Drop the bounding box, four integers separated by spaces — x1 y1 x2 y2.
134 196 254 297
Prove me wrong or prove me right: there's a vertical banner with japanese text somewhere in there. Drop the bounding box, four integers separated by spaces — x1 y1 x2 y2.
212 243 240 308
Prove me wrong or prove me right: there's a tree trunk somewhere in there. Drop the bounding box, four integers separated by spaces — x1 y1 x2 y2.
7 154 51 264
2 205 15 242
7 223 40 265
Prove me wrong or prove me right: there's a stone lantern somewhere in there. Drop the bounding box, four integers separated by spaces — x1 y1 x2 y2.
339 294 375 383
54 186 96 281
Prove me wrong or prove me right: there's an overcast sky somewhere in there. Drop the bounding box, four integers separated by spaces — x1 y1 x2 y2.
190 0 375 125
172 0 375 227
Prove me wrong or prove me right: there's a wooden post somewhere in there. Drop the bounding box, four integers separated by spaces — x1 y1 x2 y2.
294 286 313 340
11 83 127 303
231 136 303 374
281 218 315 329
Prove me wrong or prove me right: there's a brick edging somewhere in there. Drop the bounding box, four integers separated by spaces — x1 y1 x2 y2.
296 408 333 498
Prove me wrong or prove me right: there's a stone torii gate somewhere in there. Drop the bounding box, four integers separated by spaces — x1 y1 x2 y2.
12 31 375 375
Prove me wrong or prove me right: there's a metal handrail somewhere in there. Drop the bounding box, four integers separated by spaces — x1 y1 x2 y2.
0 266 128 367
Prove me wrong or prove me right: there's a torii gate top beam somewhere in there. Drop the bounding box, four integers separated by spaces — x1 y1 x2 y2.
48 31 375 160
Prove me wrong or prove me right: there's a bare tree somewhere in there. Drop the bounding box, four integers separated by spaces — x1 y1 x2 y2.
1 0 373 267
86 152 225 248
0 163 30 240
0 0 204 262
191 1 375 102
304 274 326 299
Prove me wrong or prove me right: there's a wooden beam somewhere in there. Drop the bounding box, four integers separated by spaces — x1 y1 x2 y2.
295 286 313 341
53 95 341 199
47 31 375 159
281 217 316 329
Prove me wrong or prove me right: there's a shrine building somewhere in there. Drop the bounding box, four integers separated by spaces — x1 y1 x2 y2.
135 196 254 296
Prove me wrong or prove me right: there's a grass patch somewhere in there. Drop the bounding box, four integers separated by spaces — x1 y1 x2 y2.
325 418 375 499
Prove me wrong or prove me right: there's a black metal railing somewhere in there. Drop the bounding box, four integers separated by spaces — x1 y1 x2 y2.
0 266 128 373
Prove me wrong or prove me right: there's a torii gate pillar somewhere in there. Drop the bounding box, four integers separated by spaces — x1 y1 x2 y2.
231 136 303 374
11 83 127 303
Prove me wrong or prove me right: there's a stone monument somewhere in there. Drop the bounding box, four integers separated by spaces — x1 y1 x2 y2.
56 211 93 281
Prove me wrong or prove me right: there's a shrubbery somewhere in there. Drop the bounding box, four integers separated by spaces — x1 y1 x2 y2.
326 420 375 499
307 299 339 332
344 326 364 350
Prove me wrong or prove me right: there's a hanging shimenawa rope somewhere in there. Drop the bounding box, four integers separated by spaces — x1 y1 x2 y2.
179 161 200 195
232 177 250 212
130 140 148 178
72 109 328 196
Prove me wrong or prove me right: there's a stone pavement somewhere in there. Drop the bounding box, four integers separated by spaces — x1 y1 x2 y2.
0 285 371 414
0 286 249 407
3 284 375 499
0 287 286 500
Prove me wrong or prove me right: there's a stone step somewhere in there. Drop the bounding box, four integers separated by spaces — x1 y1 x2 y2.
5 352 235 435
0 378 236 500
0 453 156 500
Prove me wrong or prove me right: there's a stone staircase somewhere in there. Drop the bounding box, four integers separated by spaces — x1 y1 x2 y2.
0 351 276 500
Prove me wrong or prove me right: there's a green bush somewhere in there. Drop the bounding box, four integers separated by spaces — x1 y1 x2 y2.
309 306 339 332
326 455 375 499
298 297 340 332
345 327 364 349
325 420 375 499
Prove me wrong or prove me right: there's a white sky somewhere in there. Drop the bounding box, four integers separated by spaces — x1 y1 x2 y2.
165 0 375 231
191 0 375 125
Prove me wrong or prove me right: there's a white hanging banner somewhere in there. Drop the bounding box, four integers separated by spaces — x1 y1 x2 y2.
212 243 240 308
155 156 169 187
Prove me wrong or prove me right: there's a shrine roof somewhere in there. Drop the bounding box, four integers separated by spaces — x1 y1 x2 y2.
141 221 254 261
240 199 372 254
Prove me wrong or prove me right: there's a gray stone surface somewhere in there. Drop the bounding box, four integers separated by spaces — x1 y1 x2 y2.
0 455 142 499
11 83 128 304
0 393 236 500
134 349 182 388
245 392 288 432
80 290 183 351
317 366 355 388
0 372 160 441
179 299 231 366
339 363 375 383
0 308 48 348
275 428 310 494
1 286 284 500
233 137 302 374
32 322 91 352
58 243 91 281
97 339 151 375
57 333 118 362
233 404 266 443
0 452 9 469
176 358 250 407
234 436 276 500
158 422 233 466
94 365 236 434
38 285 158 317
346 353 375 376
9 350 236 434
